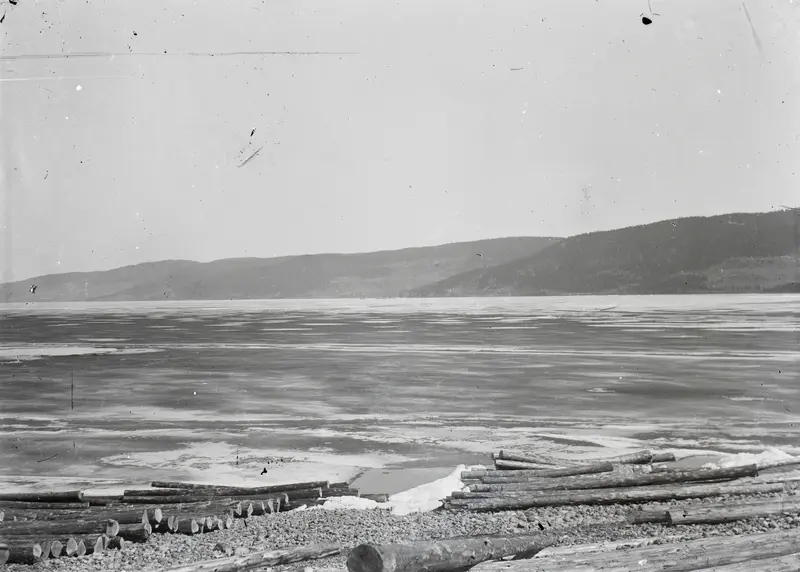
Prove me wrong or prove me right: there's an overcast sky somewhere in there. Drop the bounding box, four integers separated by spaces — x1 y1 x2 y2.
1 0 798 281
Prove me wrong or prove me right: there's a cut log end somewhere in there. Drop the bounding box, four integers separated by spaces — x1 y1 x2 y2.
347 544 384 572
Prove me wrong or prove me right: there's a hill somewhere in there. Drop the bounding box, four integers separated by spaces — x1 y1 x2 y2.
0 237 558 302
409 210 800 297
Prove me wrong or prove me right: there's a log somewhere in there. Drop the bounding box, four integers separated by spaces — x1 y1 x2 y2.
651 452 676 463
667 498 800 525
107 536 127 551
83 534 106 555
85 496 124 506
0 500 90 510
0 518 120 537
120 491 305 504
472 463 615 481
64 537 80 557
176 518 201 535
39 540 52 559
74 539 87 558
453 482 785 511
347 534 556 572
322 488 360 498
479 464 759 489
0 507 149 524
124 488 186 497
626 495 799 525
6 543 44 565
0 490 84 503
494 459 559 471
150 480 329 494
697 553 800 571
116 522 152 542
0 544 8 566
496 451 562 466
50 539 64 557
157 543 343 572
470 530 800 572
759 458 800 471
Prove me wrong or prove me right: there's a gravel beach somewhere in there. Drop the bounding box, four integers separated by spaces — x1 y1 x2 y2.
4 485 798 572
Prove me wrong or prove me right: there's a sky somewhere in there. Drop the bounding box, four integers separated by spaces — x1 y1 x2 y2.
1 0 798 281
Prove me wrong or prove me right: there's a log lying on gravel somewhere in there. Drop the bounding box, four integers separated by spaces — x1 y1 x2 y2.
450 482 785 511
627 495 800 525
465 463 615 481
470 530 800 572
347 534 556 572
759 458 800 471
699 553 800 572
84 496 124 506
158 543 343 572
0 490 84 503
150 480 329 494
0 518 120 537
667 498 800 525
477 464 759 490
107 536 127 551
116 522 152 542
6 544 44 565
0 543 9 566
0 500 90 510
1 507 149 525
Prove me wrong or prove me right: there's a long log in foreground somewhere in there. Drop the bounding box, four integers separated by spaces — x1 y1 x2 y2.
667 498 800 525
478 464 759 489
0 490 84 503
470 530 800 572
157 543 343 572
150 480 329 495
452 482 785 511
0 500 90 510
0 518 120 537
698 553 800 572
347 534 556 572
627 495 800 524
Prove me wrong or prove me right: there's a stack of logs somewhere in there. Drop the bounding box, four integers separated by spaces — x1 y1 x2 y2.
444 449 800 528
0 479 368 566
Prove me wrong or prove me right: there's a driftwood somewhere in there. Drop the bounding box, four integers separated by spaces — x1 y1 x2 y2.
157 543 343 572
0 500 90 510
150 480 329 494
667 498 800 525
5 544 44 565
0 490 84 503
476 464 758 489
451 482 785 511
470 530 800 572
0 518 120 537
347 534 556 572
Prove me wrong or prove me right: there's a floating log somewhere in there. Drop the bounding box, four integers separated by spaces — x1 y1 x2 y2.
496 451 562 466
6 544 44 565
150 480 329 494
0 490 84 503
361 494 389 503
667 498 800 526
494 459 558 471
347 534 556 572
116 522 152 542
478 464 759 490
107 536 127 551
470 530 800 572
157 543 343 572
452 482 784 511
0 518 120 537
0 544 8 566
0 500 90 510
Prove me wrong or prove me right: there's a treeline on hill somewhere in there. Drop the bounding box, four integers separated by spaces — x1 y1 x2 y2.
1 210 797 301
